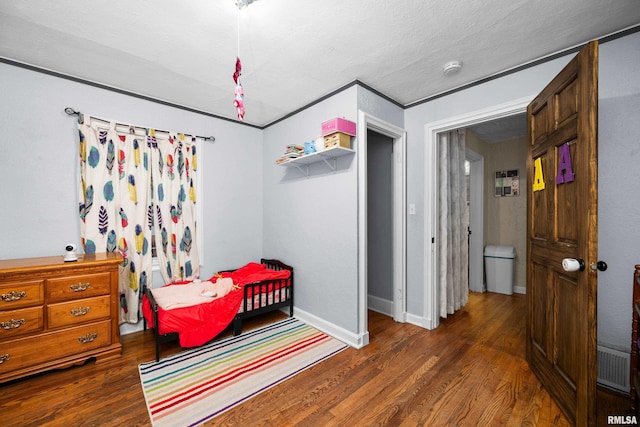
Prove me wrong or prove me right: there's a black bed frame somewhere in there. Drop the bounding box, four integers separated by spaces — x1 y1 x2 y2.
143 258 294 361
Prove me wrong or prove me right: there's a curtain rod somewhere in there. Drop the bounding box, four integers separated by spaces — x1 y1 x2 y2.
64 108 216 142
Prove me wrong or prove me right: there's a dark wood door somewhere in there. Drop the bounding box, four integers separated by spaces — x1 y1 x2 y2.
526 41 598 426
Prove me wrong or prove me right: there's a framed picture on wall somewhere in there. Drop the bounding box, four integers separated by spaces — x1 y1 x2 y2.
495 170 519 197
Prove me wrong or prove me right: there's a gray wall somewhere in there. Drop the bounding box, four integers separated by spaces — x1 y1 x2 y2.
260 84 403 338
597 31 640 352
0 63 264 307
262 86 359 333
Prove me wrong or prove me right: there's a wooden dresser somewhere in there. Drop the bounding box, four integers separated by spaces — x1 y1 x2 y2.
0 253 122 383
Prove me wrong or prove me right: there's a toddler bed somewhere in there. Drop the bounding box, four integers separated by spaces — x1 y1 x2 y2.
142 259 293 361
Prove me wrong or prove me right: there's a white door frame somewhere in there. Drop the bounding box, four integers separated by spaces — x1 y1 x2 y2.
466 148 484 293
358 111 407 347
423 96 533 330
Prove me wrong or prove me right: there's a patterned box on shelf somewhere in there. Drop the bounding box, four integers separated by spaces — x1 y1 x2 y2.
323 132 351 149
321 118 356 137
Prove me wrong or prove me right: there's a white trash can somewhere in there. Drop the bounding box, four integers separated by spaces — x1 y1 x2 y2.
484 245 516 295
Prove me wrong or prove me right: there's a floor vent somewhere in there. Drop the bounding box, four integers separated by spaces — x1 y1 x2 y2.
597 345 630 393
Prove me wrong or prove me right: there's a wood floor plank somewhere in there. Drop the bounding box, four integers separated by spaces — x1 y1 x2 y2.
0 292 632 426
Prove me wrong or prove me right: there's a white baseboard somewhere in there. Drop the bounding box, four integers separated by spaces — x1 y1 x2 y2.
367 295 430 330
364 296 430 330
514 286 526 294
120 320 143 336
294 306 368 348
406 312 429 328
367 294 393 317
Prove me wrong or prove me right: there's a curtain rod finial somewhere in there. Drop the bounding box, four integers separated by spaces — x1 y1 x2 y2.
64 107 84 124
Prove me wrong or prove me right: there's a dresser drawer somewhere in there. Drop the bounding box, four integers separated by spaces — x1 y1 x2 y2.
0 281 44 309
0 320 112 375
47 272 111 303
0 306 44 339
47 295 111 329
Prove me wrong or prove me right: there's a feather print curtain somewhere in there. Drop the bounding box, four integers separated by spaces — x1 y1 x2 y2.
438 129 469 318
78 118 200 324
147 131 200 284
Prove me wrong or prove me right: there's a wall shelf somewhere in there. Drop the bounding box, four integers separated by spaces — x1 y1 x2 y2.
278 147 355 176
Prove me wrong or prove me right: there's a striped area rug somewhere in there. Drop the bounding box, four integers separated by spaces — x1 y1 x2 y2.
138 317 348 427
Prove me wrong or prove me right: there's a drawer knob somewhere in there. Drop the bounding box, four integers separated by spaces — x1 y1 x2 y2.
70 307 91 317
1 291 26 302
1 318 25 330
0 354 9 364
70 282 91 292
78 333 98 344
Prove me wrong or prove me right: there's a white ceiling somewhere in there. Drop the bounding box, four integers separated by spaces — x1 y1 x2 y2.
1 0 639 128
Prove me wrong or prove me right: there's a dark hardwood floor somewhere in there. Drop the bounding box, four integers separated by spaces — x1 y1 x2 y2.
0 292 632 426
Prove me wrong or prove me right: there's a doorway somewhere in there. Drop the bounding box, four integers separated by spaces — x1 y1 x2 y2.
423 97 533 330
367 129 394 315
467 115 529 295
357 111 407 348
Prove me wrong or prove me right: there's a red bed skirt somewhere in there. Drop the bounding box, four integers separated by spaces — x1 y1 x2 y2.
142 262 291 347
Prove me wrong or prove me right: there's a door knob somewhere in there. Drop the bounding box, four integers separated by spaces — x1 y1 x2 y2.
590 261 608 271
562 258 585 272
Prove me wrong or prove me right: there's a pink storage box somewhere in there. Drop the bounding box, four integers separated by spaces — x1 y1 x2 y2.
321 118 356 137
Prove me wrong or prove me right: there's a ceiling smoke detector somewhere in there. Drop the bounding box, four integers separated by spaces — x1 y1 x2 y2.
443 60 463 76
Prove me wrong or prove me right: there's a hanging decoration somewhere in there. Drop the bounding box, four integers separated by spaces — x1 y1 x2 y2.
232 0 252 121
556 142 575 184
233 57 245 120
533 157 546 191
